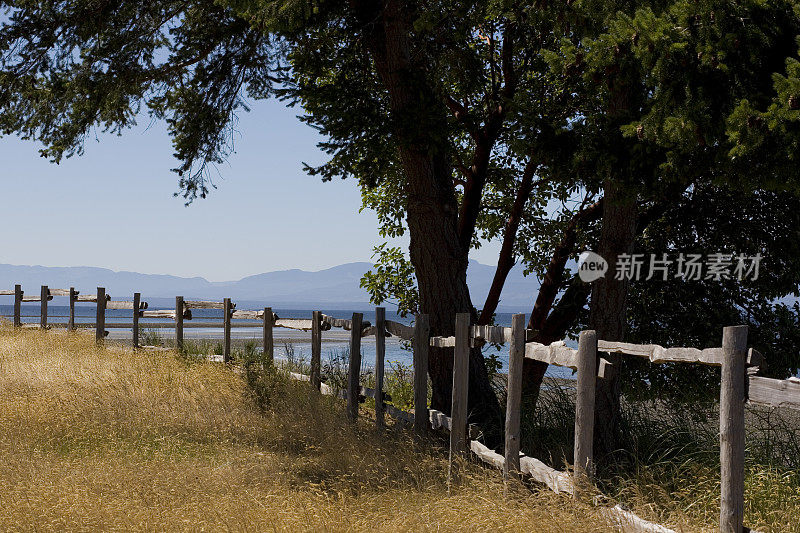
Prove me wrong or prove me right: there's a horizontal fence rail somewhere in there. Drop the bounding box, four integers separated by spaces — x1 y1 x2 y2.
748 376 800 410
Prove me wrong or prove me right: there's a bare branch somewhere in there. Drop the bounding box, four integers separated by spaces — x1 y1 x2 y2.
529 197 604 331
478 156 543 324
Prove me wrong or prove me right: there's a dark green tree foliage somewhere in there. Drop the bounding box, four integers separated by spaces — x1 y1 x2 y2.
533 0 800 453
0 1 278 200
625 185 800 404
2 0 568 431
545 0 800 193
350 0 800 330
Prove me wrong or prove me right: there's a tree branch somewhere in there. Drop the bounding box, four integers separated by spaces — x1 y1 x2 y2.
444 93 470 124
527 183 687 341
500 22 516 100
529 198 604 331
136 42 218 84
455 20 518 251
535 274 593 344
477 157 547 324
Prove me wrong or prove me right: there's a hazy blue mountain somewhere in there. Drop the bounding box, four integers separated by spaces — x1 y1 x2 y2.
0 260 539 311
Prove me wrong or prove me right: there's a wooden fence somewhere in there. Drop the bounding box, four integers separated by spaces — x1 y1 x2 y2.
3 284 800 532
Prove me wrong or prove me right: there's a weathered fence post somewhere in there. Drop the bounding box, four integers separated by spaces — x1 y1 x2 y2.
375 307 386 429
13 284 22 328
95 287 106 344
449 313 471 486
263 307 274 367
504 314 526 482
175 296 184 352
223 298 232 362
347 312 363 422
413 313 430 438
574 329 598 491
68 287 77 331
720 325 748 533
40 285 48 329
311 310 322 390
132 293 140 348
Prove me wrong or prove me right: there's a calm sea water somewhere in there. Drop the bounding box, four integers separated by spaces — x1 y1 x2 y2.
0 303 575 379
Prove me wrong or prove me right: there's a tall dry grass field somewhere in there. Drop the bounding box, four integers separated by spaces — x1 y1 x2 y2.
0 325 629 532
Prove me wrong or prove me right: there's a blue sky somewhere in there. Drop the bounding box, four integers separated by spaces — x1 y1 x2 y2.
1 99 501 281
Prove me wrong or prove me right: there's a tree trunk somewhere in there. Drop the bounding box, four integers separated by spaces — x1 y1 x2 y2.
404 152 503 443
352 0 503 440
521 277 594 416
590 180 637 459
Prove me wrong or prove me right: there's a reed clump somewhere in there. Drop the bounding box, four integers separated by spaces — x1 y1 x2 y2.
521 377 800 532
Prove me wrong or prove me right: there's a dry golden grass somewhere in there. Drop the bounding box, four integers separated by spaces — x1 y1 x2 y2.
6 326 797 531
0 325 632 532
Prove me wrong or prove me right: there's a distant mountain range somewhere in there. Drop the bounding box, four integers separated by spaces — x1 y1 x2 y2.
0 261 540 311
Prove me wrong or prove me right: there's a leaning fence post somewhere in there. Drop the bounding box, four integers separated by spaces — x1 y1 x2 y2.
720 325 748 533
413 313 430 438
449 313 471 486
504 314 526 481
68 287 77 331
375 307 387 429
95 287 106 344
40 285 48 329
347 312 363 422
132 293 140 348
223 298 232 362
311 310 322 390
574 329 598 491
263 307 274 367
175 296 184 352
13 284 22 328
